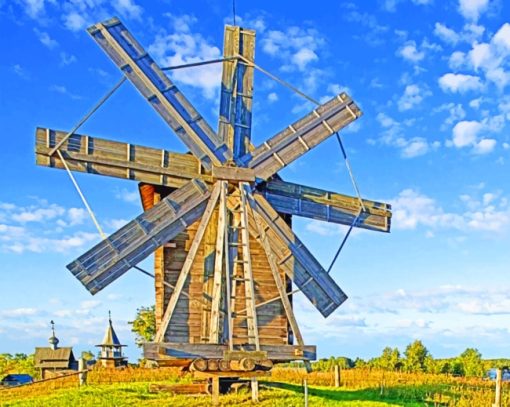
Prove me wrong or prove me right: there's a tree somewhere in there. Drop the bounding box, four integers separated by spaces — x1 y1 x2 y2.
377 347 401 371
403 340 428 373
459 348 484 377
129 305 156 347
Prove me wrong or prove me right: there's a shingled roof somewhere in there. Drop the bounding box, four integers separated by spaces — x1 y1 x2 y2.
96 316 125 347
34 347 76 369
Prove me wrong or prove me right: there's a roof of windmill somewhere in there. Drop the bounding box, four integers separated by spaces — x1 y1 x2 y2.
96 317 126 347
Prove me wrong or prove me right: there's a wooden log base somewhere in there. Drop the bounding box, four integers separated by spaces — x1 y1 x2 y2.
192 370 270 379
148 383 211 395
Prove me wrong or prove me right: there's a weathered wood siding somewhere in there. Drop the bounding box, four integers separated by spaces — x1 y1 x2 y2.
147 186 290 346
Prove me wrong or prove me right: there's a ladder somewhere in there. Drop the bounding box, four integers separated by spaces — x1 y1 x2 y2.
226 183 260 351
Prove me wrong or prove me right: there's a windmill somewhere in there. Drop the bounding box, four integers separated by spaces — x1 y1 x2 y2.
35 18 392 378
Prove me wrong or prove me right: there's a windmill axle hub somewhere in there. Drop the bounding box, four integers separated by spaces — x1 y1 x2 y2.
211 166 256 183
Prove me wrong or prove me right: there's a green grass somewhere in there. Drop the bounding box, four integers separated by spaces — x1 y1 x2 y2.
0 382 425 407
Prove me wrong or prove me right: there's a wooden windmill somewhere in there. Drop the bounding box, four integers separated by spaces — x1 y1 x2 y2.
35 18 391 374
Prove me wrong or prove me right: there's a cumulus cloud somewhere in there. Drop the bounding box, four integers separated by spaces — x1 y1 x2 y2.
397 40 425 63
438 73 483 93
449 118 500 154
373 112 439 158
390 188 510 232
458 0 490 21
148 14 222 99
398 84 431 111
34 28 58 49
0 199 106 254
261 25 325 72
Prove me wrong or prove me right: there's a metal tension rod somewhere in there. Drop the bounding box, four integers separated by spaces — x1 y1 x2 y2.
161 57 238 71
48 76 127 156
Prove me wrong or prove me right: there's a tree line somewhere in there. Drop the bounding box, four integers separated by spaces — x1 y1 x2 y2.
310 340 509 378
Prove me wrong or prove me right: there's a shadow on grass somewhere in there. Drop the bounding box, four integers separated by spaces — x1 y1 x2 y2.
262 382 431 406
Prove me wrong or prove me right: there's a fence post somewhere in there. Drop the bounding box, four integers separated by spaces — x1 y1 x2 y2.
78 358 87 386
303 378 308 407
334 365 340 387
493 368 502 407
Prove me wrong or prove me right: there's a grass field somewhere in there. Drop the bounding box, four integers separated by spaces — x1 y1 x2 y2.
0 367 506 406
1 382 419 407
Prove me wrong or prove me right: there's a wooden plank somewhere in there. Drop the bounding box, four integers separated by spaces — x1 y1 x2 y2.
209 181 228 342
212 166 255 182
249 205 312 371
88 18 231 169
155 182 221 342
241 93 361 180
144 342 316 361
218 26 255 160
247 192 347 317
238 183 260 350
67 179 210 294
263 179 392 233
36 128 207 188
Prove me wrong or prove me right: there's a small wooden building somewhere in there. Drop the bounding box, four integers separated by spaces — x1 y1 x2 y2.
96 313 127 368
34 321 78 379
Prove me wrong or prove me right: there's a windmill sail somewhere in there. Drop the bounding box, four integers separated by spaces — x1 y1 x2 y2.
67 180 210 294
88 18 231 169
239 93 361 179
246 188 347 317
263 179 392 233
35 127 206 189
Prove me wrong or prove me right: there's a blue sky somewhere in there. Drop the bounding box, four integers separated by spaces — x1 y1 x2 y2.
0 0 509 363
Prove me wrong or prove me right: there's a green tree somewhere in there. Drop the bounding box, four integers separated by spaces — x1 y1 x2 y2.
378 347 400 371
354 357 367 368
403 340 428 373
129 305 156 347
459 348 484 377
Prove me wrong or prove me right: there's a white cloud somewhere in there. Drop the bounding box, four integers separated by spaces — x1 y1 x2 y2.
63 11 87 32
434 22 486 46
397 40 425 63
449 51 466 69
112 0 143 20
473 138 497 154
61 0 143 32
450 118 502 154
434 23 460 45
374 113 438 158
401 138 432 158
12 64 29 80
115 188 139 204
458 0 490 21
305 220 343 236
60 52 77 66
49 84 82 100
398 84 430 111
438 73 483 93
390 188 510 232
267 92 278 103
261 26 325 72
291 48 318 71
34 28 58 49
20 0 46 19
148 15 222 99
435 103 466 130
452 120 483 147
0 307 39 317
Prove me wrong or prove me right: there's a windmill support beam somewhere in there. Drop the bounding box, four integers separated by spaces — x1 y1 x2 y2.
209 182 228 343
144 343 316 361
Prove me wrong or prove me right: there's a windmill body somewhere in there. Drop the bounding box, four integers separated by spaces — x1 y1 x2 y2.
35 17 392 372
